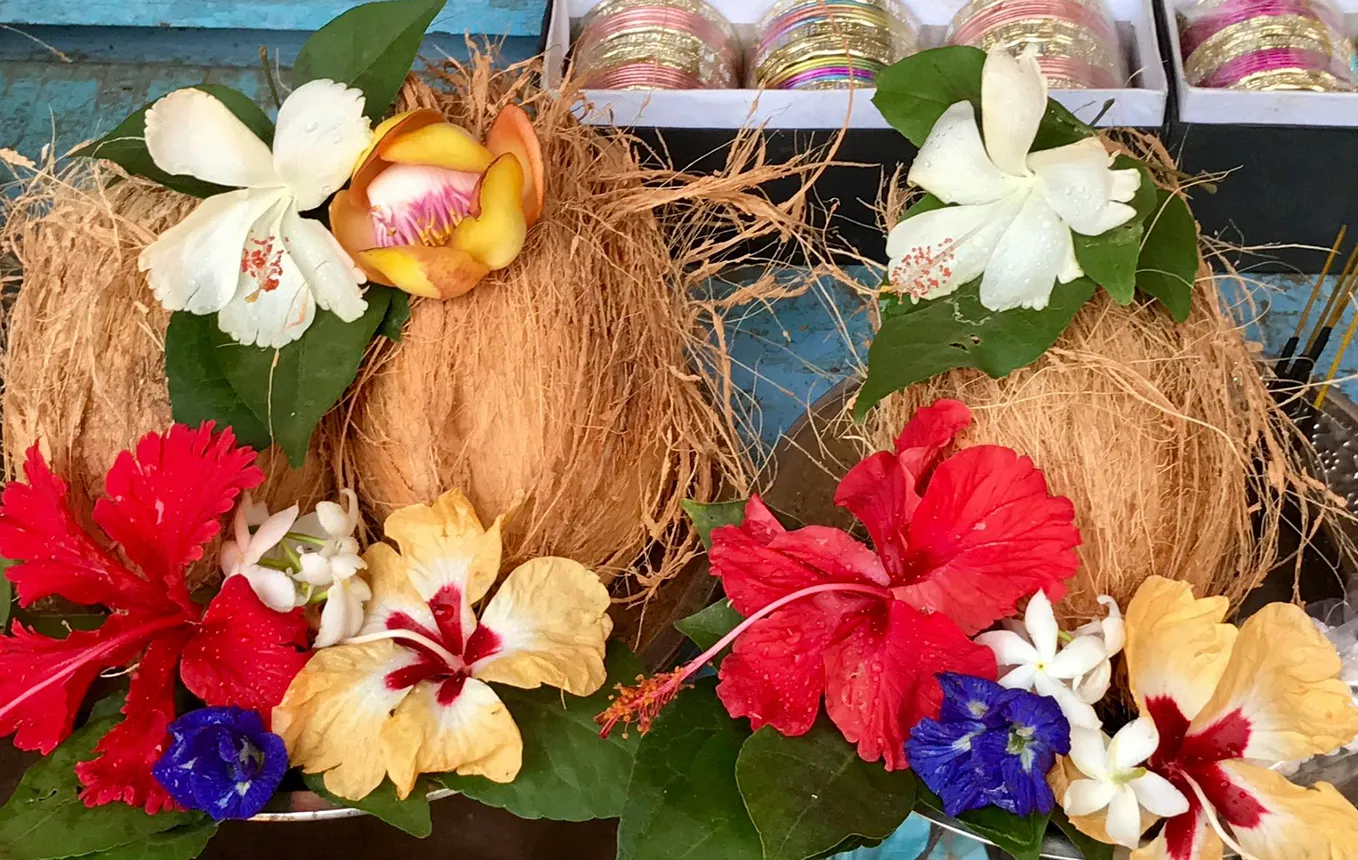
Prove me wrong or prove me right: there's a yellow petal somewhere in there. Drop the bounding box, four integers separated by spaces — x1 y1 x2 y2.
383 489 502 606
272 639 416 801
1124 576 1236 722
1186 602 1358 763
452 154 527 271
470 557 612 696
328 189 386 285
380 676 522 798
357 245 491 299
358 542 439 636
485 104 545 226
350 109 444 199
1131 821 1224 860
1216 759 1358 860
381 121 495 175
1048 757 1154 846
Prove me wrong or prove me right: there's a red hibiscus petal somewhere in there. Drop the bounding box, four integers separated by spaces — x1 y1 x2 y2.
833 451 916 579
893 398 971 478
0 614 170 753
95 424 263 614
716 592 875 736
896 445 1080 635
75 630 190 813
0 446 165 613
179 577 311 720
737 495 786 544
823 600 996 770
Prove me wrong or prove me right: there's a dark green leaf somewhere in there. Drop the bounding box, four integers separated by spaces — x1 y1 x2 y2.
616 680 760 860
0 556 14 630
9 609 108 637
378 290 412 342
292 0 448 120
1050 808 1114 860
809 835 884 858
72 85 273 198
916 787 1049 860
303 774 431 838
164 312 272 450
1137 189 1198 323
675 600 742 657
680 499 748 550
76 821 218 860
1074 224 1142 304
858 278 1096 418
0 701 199 860
437 642 644 821
735 717 918 860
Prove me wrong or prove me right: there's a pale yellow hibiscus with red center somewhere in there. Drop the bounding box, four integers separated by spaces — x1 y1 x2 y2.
272 489 611 800
328 105 545 300
1060 576 1358 860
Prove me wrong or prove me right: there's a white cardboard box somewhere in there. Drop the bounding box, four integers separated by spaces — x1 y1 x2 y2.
1166 0 1358 126
544 0 1168 129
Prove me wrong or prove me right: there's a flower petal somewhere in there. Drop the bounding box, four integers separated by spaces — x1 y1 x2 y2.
314 575 371 649
381 490 502 653
144 88 277 188
278 207 367 320
358 542 439 638
328 188 379 256
1124 577 1235 726
1066 726 1110 781
893 445 1080 636
981 48 1046 177
1029 137 1139 236
978 190 1068 311
271 79 372 210
1183 602 1358 763
1025 590 1060 661
1063 777 1116 816
236 566 300 612
1074 659 1112 705
1129 770 1189 818
381 121 494 174
468 557 612 695
349 109 443 200
139 188 281 316
245 505 301 565
833 451 918 578
998 663 1038 690
1051 755 1158 848
885 196 1020 301
1131 800 1222 860
893 398 972 477
358 244 491 299
1212 759 1358 860
908 101 1014 204
1034 672 1101 730
452 154 528 270
1105 784 1144 850
975 629 1041 668
824 599 996 770
1109 715 1160 771
485 104 545 225
381 676 522 798
272 639 418 801
1046 635 1106 680
216 203 317 348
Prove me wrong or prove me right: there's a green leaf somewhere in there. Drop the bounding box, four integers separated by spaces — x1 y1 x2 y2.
675 600 742 656
873 46 1090 151
916 787 1049 860
378 291 412 342
681 499 748 550
436 642 644 821
735 717 918 860
0 702 200 860
858 278 1096 418
76 821 218 860
1137 189 1198 323
0 556 14 630
72 85 273 198
616 680 761 860
1050 808 1114 860
1074 224 1142 304
164 312 272 451
292 0 448 120
166 289 392 467
302 774 431 838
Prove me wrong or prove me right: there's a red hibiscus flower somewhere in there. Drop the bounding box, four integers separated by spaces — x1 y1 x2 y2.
0 424 312 813
598 399 1080 771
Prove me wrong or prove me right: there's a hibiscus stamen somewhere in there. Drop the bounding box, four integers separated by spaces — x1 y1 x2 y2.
1178 771 1262 860
341 628 461 668
595 581 891 738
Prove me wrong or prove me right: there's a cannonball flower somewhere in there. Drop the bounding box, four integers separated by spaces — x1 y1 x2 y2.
272 489 611 801
138 80 374 347
328 105 545 300
1107 576 1358 860
885 47 1141 312
975 590 1108 729
152 707 288 821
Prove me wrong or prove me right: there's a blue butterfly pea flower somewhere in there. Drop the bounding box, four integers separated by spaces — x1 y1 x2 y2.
151 707 288 821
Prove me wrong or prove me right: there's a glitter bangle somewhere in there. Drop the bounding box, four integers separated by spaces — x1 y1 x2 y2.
749 0 921 90
574 0 741 90
948 0 1127 89
1178 0 1356 91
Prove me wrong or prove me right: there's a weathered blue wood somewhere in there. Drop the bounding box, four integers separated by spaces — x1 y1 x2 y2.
0 0 548 38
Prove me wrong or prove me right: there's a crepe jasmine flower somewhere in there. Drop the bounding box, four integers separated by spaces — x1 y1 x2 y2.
976 590 1107 729
885 47 1141 311
907 673 1071 817
1071 595 1125 706
138 80 373 347
290 489 370 648
152 707 288 821
220 492 301 613
1061 718 1189 849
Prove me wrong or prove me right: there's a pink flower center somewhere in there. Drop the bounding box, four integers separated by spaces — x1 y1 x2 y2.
240 236 285 295
367 163 480 249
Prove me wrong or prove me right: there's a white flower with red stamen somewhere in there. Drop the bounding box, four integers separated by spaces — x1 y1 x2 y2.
138 80 373 348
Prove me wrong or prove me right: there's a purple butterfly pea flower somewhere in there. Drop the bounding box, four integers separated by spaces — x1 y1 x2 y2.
152 707 288 821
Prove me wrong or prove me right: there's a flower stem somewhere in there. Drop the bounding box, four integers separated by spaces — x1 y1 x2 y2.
285 532 328 548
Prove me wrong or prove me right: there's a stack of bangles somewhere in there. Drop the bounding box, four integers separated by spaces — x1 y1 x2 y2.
1179 0 1356 91
748 0 920 90
948 0 1127 89
574 0 741 90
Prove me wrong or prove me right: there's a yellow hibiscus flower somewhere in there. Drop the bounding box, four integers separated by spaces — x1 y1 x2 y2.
1055 576 1358 860
272 490 612 801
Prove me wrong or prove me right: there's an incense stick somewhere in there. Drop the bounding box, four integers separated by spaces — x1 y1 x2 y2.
1316 300 1358 408
1281 225 1347 365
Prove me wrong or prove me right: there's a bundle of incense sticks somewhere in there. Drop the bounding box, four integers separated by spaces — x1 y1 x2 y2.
1275 225 1358 411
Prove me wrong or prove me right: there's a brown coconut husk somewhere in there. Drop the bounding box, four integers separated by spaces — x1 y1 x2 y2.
0 162 334 564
